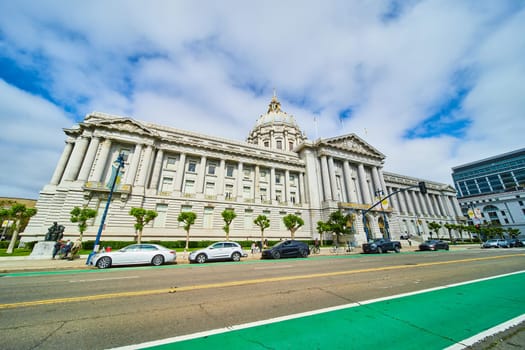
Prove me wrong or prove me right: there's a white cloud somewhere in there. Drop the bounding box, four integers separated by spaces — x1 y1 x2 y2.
0 0 524 199
0 80 73 198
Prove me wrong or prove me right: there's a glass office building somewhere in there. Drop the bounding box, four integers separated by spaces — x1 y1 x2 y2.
452 148 525 236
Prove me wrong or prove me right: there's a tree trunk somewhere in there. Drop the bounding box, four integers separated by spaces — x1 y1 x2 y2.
137 230 143 244
6 229 19 254
185 230 190 250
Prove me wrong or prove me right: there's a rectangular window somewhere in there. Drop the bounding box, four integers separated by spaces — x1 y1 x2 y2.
208 163 216 175
276 174 281 184
290 192 296 204
205 182 215 196
488 175 504 191
264 141 269 148
166 157 177 170
276 189 282 202
188 161 196 173
184 180 195 194
225 184 234 199
276 140 282 149
203 207 213 229
289 174 295 185
226 166 234 177
243 186 251 199
260 170 267 180
160 177 173 192
244 169 251 179
260 187 267 201
154 204 168 228
289 142 294 151
244 209 253 229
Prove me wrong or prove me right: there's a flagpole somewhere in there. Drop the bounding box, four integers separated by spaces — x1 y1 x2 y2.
86 153 125 265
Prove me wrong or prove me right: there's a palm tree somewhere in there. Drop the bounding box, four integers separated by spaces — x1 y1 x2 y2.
6 204 37 254
70 206 98 241
253 215 270 246
129 207 158 244
178 211 197 250
283 214 304 239
221 209 237 241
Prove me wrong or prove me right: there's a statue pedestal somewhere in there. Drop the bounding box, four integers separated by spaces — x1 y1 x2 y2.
28 241 56 260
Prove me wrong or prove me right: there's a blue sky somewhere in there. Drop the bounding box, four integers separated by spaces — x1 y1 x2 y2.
1 0 524 199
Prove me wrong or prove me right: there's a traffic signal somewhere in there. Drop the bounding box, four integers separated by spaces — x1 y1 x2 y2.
418 181 427 194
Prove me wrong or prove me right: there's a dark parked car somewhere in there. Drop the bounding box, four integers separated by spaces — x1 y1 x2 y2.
261 240 310 259
507 238 524 248
418 240 449 251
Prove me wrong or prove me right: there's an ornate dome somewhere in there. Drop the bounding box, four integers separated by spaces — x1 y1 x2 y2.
247 93 307 151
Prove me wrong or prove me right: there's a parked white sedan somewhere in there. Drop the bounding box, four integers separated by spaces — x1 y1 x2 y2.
90 244 176 269
189 241 247 263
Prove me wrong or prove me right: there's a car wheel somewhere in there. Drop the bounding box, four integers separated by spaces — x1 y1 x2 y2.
394 246 400 253
151 254 164 266
231 252 241 262
377 247 383 254
272 251 281 259
96 256 112 269
300 249 308 258
196 253 207 264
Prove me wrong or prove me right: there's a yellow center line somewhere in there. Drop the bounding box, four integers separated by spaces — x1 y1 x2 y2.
2 254 523 309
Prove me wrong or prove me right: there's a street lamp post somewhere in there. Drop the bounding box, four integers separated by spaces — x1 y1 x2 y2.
86 154 125 265
375 189 390 239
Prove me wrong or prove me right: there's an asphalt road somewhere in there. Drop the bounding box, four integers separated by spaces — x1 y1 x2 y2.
1 249 524 349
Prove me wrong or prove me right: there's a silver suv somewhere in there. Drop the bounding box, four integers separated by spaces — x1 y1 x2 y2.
481 239 509 248
189 241 247 263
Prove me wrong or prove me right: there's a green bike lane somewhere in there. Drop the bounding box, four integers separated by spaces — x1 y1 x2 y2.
114 271 525 350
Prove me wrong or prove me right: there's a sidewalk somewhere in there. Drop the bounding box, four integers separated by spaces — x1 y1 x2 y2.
0 243 477 274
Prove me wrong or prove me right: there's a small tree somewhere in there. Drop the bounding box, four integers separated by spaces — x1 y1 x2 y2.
254 215 270 246
427 221 442 239
316 220 331 246
221 209 237 241
6 204 37 254
326 211 354 244
178 211 196 250
70 206 98 241
283 214 304 239
129 207 158 244
444 223 455 242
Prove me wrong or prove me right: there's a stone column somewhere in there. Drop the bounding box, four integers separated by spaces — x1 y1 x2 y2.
285 169 290 204
77 136 100 181
196 155 207 194
125 143 143 186
217 159 225 198
451 196 462 218
411 191 422 215
320 155 332 201
237 161 243 199
299 172 306 204
254 165 260 202
372 167 381 193
270 167 276 203
90 138 112 182
343 161 357 203
358 164 371 204
396 188 408 214
136 145 153 187
327 157 338 200
438 195 448 216
174 153 186 192
149 148 164 191
50 141 74 185
404 190 415 214
379 169 388 195
425 194 435 216
62 136 90 181
417 192 428 215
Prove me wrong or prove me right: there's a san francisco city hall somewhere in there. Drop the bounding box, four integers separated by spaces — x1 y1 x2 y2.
23 95 465 245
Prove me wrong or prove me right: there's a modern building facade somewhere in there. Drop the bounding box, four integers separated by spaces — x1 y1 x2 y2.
452 148 525 236
23 95 465 244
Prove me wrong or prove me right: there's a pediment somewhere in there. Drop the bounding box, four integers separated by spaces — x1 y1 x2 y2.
321 134 385 159
83 113 159 137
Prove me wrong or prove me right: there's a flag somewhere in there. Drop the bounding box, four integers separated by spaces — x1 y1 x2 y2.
106 164 122 189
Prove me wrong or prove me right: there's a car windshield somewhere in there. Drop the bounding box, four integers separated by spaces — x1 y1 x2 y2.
272 241 289 248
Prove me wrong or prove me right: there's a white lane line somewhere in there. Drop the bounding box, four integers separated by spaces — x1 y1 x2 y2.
109 270 525 350
445 314 525 350
69 276 139 283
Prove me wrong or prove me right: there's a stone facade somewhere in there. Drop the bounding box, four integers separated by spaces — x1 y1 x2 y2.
23 96 465 244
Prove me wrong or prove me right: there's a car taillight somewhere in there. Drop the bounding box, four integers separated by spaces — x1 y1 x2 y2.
169 251 175 254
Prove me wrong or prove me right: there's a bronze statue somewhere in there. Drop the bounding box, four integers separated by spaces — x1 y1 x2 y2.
45 222 65 241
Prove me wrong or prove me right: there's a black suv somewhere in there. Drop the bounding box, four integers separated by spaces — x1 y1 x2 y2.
261 240 310 259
